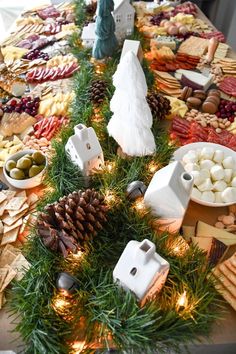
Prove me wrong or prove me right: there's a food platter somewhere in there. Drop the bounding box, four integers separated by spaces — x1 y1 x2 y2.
173 142 236 207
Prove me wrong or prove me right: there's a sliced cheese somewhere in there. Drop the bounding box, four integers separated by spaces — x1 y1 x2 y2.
196 221 236 245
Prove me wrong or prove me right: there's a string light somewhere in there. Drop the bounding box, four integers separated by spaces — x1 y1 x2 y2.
168 236 189 257
148 161 159 173
105 161 116 173
70 341 85 354
92 107 104 122
132 198 146 215
52 295 72 315
177 290 188 311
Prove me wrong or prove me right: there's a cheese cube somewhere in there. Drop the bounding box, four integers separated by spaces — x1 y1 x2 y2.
213 150 224 164
210 165 224 181
198 178 213 192
213 180 227 192
201 191 215 203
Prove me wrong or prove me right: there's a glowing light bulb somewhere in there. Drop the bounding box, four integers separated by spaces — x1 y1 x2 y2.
177 290 188 310
71 340 85 353
148 161 159 173
106 161 116 173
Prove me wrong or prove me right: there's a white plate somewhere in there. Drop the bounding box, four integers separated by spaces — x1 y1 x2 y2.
173 142 236 207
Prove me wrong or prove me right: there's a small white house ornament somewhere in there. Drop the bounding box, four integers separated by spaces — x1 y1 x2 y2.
144 161 194 233
81 22 96 48
113 0 135 40
65 124 104 176
121 39 143 63
113 239 170 305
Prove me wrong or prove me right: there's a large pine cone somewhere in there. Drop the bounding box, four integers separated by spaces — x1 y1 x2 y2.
147 92 171 120
86 2 97 16
88 79 107 104
37 189 107 258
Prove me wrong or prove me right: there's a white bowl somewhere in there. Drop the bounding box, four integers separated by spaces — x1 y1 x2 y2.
173 142 236 207
3 149 47 189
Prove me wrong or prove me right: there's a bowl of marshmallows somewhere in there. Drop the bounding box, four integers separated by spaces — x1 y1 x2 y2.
174 142 236 207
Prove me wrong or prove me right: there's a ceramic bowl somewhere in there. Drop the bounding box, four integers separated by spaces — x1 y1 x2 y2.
3 149 47 189
173 142 236 207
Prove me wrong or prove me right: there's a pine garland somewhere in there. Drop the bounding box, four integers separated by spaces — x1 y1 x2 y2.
9 1 223 353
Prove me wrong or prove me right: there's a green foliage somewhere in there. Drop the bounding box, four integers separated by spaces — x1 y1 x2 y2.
9 1 223 353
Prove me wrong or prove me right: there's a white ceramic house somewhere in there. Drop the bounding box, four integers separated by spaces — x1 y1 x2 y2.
81 22 96 48
113 239 170 305
113 0 135 40
121 39 143 62
65 124 104 177
144 161 194 233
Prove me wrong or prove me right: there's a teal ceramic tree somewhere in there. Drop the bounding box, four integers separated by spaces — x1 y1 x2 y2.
92 0 118 60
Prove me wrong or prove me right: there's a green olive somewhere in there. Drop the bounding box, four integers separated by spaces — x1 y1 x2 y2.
5 160 16 172
32 151 46 165
16 157 32 170
10 168 25 180
29 165 43 178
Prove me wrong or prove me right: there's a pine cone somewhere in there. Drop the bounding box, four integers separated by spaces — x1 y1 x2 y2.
37 189 107 258
147 92 171 120
88 79 107 104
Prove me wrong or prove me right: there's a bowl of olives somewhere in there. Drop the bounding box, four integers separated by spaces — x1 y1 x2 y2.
3 149 47 189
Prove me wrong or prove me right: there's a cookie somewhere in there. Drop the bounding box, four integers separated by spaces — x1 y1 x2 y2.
180 86 192 101
193 90 206 101
186 97 202 108
205 95 220 106
208 89 221 97
202 101 218 114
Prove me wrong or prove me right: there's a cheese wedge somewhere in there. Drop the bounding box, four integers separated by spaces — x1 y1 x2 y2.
196 221 236 245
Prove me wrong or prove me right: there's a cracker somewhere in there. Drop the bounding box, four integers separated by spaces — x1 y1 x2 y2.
5 197 27 211
2 209 28 226
0 192 7 204
27 193 39 206
1 227 20 246
3 218 22 234
0 200 8 217
0 268 8 289
2 244 21 255
16 190 27 198
0 221 3 235
10 253 30 281
8 203 29 217
1 190 16 200
0 291 4 309
0 250 17 267
0 267 17 292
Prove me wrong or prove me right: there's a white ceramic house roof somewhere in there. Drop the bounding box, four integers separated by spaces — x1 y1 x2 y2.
65 124 104 176
113 239 169 301
144 161 193 218
114 0 135 13
121 39 143 62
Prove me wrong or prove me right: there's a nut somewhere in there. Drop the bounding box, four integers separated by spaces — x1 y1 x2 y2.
222 215 235 225
216 128 222 133
215 221 225 229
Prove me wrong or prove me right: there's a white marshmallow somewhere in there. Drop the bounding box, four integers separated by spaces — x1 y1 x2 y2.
213 180 227 192
222 156 235 169
200 159 215 171
184 162 200 173
191 187 202 199
224 169 233 184
198 178 213 192
200 147 214 160
191 171 204 186
215 192 223 203
183 151 198 164
201 191 215 203
210 165 224 181
221 187 236 203
231 176 236 187
213 150 224 164
200 169 210 179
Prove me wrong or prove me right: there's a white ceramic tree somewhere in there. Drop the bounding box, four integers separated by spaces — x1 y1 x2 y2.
107 51 156 156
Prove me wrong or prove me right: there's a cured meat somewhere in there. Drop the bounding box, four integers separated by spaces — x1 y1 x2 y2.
219 77 236 97
37 6 60 20
200 31 225 43
170 116 236 151
26 63 79 83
